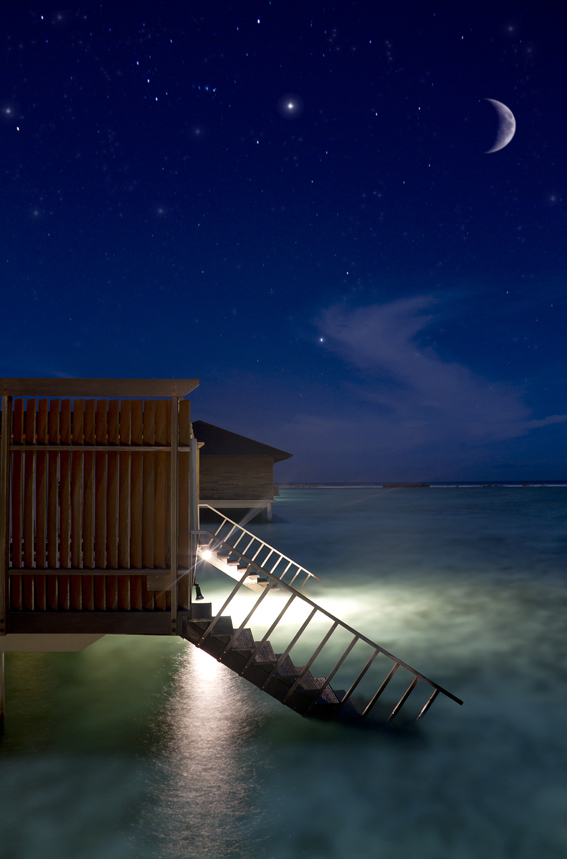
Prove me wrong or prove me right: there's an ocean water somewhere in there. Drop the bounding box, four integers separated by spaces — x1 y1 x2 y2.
1 487 567 858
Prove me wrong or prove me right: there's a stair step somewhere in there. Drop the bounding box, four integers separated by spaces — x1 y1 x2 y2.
273 654 299 677
294 672 327 691
317 687 342 705
252 641 276 663
231 629 255 650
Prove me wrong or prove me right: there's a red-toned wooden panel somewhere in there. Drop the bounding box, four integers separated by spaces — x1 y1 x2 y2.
82 399 96 610
47 399 60 566
47 400 60 609
10 400 24 608
118 400 132 610
178 399 191 609
58 400 71 608
130 399 143 610
154 400 169 610
23 399 36 609
70 400 84 609
34 399 48 609
94 400 108 609
142 400 156 610
106 399 119 610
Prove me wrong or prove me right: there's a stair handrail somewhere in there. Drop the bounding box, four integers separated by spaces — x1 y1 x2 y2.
198 504 321 584
193 528 463 707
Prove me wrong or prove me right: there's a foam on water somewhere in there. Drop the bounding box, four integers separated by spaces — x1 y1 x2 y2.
2 487 567 857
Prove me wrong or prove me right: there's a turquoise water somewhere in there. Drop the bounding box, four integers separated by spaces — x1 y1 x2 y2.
2 487 567 858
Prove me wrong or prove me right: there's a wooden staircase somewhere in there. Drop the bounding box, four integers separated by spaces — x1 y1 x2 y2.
182 518 463 726
182 613 363 722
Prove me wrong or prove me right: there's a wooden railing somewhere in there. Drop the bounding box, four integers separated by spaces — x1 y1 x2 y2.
193 528 463 721
198 504 320 587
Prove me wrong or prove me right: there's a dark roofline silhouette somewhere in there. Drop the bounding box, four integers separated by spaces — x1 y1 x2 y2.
192 421 292 462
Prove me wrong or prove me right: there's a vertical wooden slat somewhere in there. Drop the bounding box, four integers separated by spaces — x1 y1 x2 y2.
106 399 119 610
189 436 199 615
178 399 191 610
47 400 60 609
164 404 172 611
142 400 155 610
170 397 179 630
118 400 132 610
94 400 107 610
82 400 96 610
23 399 36 609
35 400 48 566
34 399 48 610
154 400 168 611
130 400 143 611
10 400 24 609
118 400 132 566
0 397 12 633
70 399 84 609
59 400 71 609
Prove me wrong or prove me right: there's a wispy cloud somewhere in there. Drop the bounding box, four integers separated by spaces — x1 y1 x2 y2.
319 296 566 441
276 297 567 480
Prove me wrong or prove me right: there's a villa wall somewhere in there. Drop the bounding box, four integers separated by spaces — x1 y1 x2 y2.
199 455 273 500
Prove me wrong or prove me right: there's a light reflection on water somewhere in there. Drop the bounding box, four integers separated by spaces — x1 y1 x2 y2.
140 645 271 859
1 488 567 858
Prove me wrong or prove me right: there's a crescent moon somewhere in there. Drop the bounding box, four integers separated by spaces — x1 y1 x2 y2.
484 98 516 154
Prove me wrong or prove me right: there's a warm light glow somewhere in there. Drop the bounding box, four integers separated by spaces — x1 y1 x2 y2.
201 549 212 560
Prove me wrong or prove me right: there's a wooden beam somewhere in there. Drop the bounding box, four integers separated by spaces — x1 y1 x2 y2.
0 379 199 398
8 567 183 576
7 611 174 636
199 499 274 508
9 445 194 452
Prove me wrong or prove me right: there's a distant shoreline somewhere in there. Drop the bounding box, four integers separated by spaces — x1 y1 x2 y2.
278 482 567 489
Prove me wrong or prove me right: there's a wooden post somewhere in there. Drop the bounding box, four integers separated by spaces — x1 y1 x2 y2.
0 396 11 636
189 436 199 617
170 397 179 634
0 652 4 731
177 400 191 610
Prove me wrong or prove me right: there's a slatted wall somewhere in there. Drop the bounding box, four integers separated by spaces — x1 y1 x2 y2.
6 397 192 612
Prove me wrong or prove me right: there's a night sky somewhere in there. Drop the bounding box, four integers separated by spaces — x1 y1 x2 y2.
2 2 566 482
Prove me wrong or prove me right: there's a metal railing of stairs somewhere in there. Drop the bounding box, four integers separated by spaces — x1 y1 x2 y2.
196 504 320 590
184 523 463 726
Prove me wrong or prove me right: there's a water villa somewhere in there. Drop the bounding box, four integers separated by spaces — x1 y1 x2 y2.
193 420 292 521
0 379 462 730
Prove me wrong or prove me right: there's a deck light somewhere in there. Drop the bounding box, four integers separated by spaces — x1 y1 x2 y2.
201 548 212 560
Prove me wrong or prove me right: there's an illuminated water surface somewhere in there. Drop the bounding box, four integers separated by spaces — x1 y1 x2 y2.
1 488 566 857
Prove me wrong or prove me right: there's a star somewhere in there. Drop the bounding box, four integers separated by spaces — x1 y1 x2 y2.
277 93 304 119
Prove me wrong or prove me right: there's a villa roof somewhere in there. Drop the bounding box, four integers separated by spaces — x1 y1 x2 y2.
0 378 199 398
192 421 292 462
